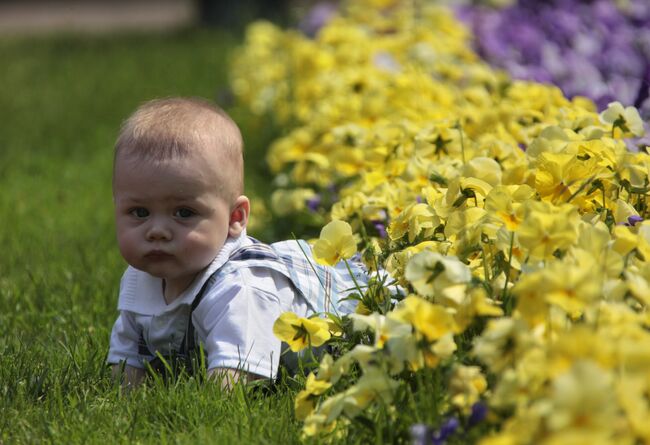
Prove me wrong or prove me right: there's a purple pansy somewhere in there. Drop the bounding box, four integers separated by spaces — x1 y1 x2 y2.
306 194 322 213
372 220 387 238
626 215 644 226
433 417 460 445
457 0 650 118
468 402 488 427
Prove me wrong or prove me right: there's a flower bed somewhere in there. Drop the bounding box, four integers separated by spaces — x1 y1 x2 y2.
231 1 650 443
457 0 650 114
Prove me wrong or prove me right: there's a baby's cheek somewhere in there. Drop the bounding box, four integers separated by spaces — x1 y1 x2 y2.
117 230 140 264
183 231 222 259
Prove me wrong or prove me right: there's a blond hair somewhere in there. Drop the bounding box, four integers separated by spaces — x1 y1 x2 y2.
114 97 244 199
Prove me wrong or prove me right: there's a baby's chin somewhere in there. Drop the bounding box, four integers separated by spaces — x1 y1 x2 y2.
127 253 216 280
130 262 176 278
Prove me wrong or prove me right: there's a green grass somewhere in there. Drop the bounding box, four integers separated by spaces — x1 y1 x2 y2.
0 28 450 445
0 28 302 444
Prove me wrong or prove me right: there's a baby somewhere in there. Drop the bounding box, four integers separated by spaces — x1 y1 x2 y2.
107 97 361 387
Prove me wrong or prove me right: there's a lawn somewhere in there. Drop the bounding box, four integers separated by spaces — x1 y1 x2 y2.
0 28 303 444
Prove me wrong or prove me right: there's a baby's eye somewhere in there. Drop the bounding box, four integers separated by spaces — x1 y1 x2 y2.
130 207 149 218
175 208 196 218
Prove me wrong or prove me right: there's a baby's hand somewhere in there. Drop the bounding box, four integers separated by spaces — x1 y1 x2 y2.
207 368 262 391
111 363 146 388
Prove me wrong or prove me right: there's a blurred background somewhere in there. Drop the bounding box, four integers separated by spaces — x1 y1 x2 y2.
0 0 325 34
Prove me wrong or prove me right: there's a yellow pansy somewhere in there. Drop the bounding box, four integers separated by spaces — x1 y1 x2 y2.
386 202 439 243
338 368 399 418
534 152 601 206
478 435 519 445
390 295 460 342
543 258 601 316
330 192 367 221
454 287 504 330
512 270 553 327
384 332 425 372
270 188 317 216
576 219 609 251
316 353 353 385
516 201 579 260
449 365 488 411
459 176 493 202
462 156 503 187
624 265 650 307
485 185 534 231
325 317 344 338
443 207 488 244
546 361 620 436
473 318 535 373
295 391 316 421
413 303 459 342
273 312 332 352
637 222 650 260
617 376 650 441
349 312 411 348
301 413 337 438
312 220 357 266
613 198 641 225
385 241 445 279
612 225 638 256
294 372 333 420
546 327 616 378
431 332 457 361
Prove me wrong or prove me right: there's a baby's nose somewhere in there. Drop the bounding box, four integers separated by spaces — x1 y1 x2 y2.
145 220 172 241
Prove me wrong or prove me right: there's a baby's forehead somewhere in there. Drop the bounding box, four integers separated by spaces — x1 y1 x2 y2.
114 147 237 198
117 137 231 170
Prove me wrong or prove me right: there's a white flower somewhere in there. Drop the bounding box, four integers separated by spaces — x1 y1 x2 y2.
599 101 645 137
405 251 471 298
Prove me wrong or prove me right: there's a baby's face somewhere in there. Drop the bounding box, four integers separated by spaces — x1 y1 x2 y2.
113 150 233 296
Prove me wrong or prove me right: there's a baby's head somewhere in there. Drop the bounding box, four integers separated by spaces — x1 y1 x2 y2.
112 97 249 298
114 97 244 201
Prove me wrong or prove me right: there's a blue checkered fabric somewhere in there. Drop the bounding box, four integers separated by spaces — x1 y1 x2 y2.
220 237 366 315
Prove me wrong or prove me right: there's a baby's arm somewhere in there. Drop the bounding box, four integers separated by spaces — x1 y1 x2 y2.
195 268 289 383
108 311 146 387
208 367 241 389
207 367 265 390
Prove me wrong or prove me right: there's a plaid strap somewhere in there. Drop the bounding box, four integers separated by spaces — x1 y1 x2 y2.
222 237 365 314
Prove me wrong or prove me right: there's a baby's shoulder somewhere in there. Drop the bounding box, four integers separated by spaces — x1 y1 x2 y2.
212 258 294 293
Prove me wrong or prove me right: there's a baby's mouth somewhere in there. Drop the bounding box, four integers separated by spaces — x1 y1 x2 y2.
145 250 173 259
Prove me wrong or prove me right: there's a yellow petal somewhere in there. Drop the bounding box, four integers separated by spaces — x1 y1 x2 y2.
302 317 332 347
313 220 357 266
273 312 309 352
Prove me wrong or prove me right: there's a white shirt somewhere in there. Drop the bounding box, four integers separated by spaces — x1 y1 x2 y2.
107 232 312 379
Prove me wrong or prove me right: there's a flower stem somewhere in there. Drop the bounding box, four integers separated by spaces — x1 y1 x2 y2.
502 231 515 315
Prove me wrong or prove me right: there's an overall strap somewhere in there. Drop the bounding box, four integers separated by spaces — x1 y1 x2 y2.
179 238 279 357
179 267 220 357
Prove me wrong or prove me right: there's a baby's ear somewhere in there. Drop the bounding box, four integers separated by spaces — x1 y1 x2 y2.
228 196 250 237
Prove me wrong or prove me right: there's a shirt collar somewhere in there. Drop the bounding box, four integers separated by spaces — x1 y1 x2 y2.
117 230 251 315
